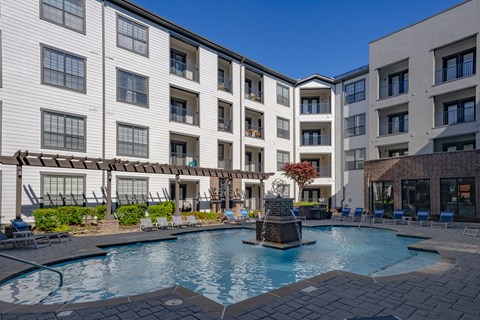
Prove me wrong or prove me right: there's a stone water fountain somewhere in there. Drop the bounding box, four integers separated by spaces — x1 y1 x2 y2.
243 179 316 249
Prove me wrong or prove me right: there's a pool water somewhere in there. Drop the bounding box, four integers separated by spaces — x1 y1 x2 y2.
0 227 439 305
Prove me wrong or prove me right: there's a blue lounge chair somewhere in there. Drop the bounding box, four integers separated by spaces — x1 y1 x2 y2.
223 210 241 224
340 208 351 221
373 209 385 223
1 230 51 249
408 210 430 226
352 208 364 222
239 209 252 223
431 212 454 229
12 220 71 242
384 210 405 225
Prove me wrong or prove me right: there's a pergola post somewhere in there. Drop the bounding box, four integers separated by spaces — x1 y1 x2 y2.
225 178 230 210
259 179 264 214
15 165 22 220
105 170 112 220
175 174 180 216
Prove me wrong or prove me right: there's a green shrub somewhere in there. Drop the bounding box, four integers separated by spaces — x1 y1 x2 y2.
33 208 65 232
117 204 145 225
182 211 220 221
56 206 83 225
293 201 319 207
147 202 175 222
94 205 107 220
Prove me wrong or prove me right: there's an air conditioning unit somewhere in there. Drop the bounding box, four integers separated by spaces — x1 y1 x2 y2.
185 70 193 80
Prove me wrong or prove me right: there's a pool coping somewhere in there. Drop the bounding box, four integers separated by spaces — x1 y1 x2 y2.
0 224 457 319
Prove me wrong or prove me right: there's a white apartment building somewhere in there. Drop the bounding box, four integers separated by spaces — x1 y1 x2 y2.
0 0 478 222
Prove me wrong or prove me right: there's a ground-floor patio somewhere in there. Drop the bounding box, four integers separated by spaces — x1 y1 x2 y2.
1 221 480 319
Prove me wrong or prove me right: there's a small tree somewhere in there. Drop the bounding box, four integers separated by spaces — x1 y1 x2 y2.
283 162 319 201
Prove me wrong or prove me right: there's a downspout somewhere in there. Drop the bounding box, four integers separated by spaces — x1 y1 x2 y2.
292 84 297 201
239 56 245 169
338 80 345 209
101 0 106 197
340 186 346 209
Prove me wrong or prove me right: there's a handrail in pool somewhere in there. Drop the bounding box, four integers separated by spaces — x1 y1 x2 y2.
0 252 63 287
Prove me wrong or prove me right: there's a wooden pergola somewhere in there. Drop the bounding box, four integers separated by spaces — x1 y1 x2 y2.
0 151 273 219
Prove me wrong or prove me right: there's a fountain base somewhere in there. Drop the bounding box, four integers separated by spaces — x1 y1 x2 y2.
242 238 316 250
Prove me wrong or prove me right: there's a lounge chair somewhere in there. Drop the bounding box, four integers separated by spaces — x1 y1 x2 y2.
339 208 351 221
408 210 430 226
186 215 202 226
351 208 364 222
156 217 170 229
291 208 306 221
463 227 478 237
223 210 241 224
239 209 253 223
172 215 189 228
12 220 71 242
385 210 405 224
1 230 51 249
140 218 156 231
372 209 385 223
431 212 454 229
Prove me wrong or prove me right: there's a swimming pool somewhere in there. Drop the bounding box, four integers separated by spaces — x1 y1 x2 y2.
0 227 439 306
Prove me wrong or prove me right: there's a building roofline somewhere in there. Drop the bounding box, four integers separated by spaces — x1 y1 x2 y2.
109 0 298 85
296 74 335 86
333 65 369 82
370 0 471 44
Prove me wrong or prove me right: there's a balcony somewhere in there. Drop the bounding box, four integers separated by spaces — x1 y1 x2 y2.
300 102 331 115
435 105 475 127
301 135 331 146
170 105 199 125
316 165 332 178
218 117 232 133
244 87 263 103
245 161 263 172
245 124 264 139
218 158 232 170
218 78 232 92
379 119 409 136
435 59 475 84
170 152 198 167
218 57 232 93
170 58 198 81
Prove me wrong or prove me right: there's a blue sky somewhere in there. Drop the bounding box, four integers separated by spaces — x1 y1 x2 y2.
132 0 462 79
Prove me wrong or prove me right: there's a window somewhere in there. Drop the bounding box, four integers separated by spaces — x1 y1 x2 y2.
42 111 85 151
117 177 148 205
277 150 290 171
302 188 321 202
345 114 365 137
443 97 475 125
117 69 148 107
440 178 476 217
442 49 476 82
117 123 148 158
443 140 476 152
42 46 85 92
388 113 408 134
345 148 365 170
277 117 290 139
170 98 187 123
41 0 85 33
117 15 148 56
388 70 408 96
302 130 329 146
402 179 430 215
344 79 365 104
300 97 329 114
372 181 394 214
42 174 85 207
276 84 289 106
388 149 408 157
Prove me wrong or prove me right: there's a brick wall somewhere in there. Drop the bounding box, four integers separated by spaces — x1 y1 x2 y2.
364 150 480 219
264 197 294 217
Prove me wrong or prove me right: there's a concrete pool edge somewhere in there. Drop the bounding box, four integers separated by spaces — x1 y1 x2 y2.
0 224 457 317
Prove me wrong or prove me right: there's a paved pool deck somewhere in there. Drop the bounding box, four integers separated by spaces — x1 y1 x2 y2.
1 220 480 320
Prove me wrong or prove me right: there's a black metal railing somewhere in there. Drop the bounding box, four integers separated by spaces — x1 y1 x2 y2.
435 59 475 84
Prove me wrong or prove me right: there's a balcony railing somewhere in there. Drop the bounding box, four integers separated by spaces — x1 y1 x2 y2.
170 153 198 167
170 105 199 125
300 103 331 114
301 135 331 146
218 117 232 132
435 106 475 127
245 161 263 172
218 78 232 92
218 158 232 170
170 58 199 81
435 59 475 84
244 88 263 103
379 119 409 136
379 80 408 99
245 125 264 139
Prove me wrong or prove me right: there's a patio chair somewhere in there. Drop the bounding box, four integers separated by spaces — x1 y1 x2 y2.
156 217 170 230
186 215 202 227
140 218 156 231
339 208 351 221
384 210 405 224
408 210 430 227
223 210 241 224
239 209 253 223
372 209 385 223
291 208 306 221
12 220 71 242
351 208 364 222
1 230 51 249
463 227 478 237
172 215 189 228
431 212 454 229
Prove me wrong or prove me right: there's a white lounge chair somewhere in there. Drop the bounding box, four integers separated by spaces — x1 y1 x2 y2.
172 216 188 228
186 215 201 226
156 217 170 229
140 218 156 231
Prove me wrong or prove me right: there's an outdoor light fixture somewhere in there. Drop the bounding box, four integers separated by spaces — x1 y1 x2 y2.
17 166 22 178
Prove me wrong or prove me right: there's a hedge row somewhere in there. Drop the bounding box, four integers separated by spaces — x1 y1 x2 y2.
33 206 104 232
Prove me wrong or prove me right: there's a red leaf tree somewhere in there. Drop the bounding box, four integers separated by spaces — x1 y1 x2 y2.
282 162 319 200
